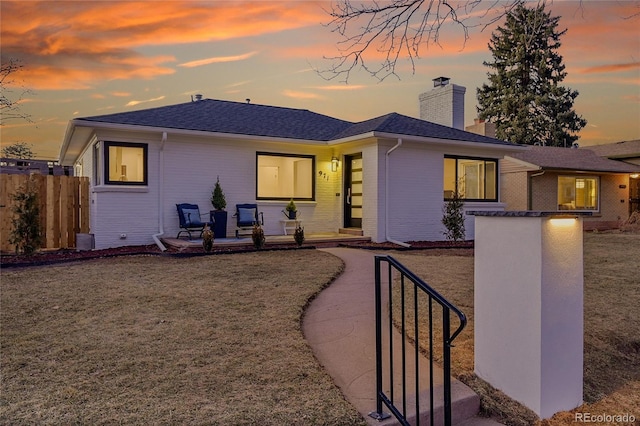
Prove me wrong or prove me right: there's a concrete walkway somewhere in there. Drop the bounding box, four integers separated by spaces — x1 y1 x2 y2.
303 247 502 426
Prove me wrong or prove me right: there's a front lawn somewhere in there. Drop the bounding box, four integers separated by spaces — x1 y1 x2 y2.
0 251 365 425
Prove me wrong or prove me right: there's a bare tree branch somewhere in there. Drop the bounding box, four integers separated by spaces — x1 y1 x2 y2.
1 58 33 126
317 0 543 82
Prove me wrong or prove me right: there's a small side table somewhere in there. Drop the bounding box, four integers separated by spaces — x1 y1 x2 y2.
279 219 301 235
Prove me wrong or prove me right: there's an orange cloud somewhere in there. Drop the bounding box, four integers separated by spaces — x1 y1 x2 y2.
283 90 324 100
0 1 325 90
125 96 166 107
314 85 366 91
580 62 640 74
179 52 258 68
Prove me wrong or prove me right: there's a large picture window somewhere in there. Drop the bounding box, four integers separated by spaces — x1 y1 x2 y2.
104 142 148 185
557 176 598 210
444 156 497 201
257 153 314 200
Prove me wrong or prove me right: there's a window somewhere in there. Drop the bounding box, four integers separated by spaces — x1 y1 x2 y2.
444 156 498 201
103 142 148 185
256 153 314 200
557 176 598 210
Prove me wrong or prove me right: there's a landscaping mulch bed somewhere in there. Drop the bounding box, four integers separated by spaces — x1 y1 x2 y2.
1 240 474 267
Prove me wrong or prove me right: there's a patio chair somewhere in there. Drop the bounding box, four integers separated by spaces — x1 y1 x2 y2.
176 203 214 239
234 203 264 238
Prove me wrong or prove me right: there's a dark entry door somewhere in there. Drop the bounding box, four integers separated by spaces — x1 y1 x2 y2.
344 154 363 228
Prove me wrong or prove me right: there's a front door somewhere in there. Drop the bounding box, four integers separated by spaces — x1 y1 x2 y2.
344 154 363 228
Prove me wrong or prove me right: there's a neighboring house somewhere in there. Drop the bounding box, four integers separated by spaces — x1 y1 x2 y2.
0 158 73 176
501 146 640 230
59 94 525 250
584 140 640 214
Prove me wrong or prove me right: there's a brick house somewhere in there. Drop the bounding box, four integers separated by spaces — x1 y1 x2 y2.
585 140 640 214
59 93 524 250
501 145 640 230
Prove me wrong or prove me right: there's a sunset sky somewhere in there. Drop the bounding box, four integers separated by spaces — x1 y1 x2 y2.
1 0 639 160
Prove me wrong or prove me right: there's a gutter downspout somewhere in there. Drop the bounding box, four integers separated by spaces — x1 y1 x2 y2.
385 138 411 248
152 132 168 251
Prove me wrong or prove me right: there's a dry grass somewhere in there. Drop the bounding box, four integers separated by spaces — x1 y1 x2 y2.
390 232 640 426
1 251 366 425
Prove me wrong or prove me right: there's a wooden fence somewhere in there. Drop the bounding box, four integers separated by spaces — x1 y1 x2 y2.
1 174 90 252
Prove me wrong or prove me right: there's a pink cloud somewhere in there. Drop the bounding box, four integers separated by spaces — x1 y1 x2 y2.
283 90 324 100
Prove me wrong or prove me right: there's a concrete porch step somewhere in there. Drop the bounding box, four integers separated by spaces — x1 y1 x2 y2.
339 227 364 236
458 416 505 426
369 373 481 426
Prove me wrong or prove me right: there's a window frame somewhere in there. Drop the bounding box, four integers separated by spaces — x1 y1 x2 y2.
256 152 316 201
103 141 148 186
444 155 499 202
557 175 600 212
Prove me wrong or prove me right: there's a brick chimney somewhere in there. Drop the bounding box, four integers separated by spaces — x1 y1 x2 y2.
465 118 496 138
419 77 466 130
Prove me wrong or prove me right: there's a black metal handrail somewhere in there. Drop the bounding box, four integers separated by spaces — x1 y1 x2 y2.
369 255 467 426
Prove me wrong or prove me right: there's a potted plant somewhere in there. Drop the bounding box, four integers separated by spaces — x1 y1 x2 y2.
210 176 228 238
252 223 265 249
283 198 297 220
202 224 214 252
293 225 305 247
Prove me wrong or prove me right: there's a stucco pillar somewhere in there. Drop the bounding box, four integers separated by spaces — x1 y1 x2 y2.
471 211 584 419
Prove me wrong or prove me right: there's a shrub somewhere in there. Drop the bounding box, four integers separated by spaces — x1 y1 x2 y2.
202 224 214 252
252 224 265 249
210 176 226 210
9 175 43 255
442 190 465 242
294 225 305 247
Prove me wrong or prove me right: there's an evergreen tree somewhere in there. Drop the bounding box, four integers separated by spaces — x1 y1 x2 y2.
210 176 226 210
476 4 586 147
2 142 35 159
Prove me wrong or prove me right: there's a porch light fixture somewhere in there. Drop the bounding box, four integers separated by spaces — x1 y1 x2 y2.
331 156 339 172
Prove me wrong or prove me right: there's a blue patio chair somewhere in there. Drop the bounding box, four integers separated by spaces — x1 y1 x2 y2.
176 203 214 239
234 203 264 238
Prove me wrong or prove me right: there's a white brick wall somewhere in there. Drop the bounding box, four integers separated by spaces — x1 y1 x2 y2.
79 128 511 248
419 84 466 130
85 130 344 249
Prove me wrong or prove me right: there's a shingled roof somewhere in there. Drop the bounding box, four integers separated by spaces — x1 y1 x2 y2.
77 99 353 141
75 98 512 145
332 112 512 145
506 146 640 173
583 140 640 159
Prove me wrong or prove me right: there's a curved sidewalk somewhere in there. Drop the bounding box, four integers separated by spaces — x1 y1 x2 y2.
303 247 500 426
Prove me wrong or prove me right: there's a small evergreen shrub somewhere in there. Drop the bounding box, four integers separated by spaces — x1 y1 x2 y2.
9 175 43 255
442 190 465 242
211 176 226 210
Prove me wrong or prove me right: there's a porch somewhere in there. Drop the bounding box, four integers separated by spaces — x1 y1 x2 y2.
161 231 370 251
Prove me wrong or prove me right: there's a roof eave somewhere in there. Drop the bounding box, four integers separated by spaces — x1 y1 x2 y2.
330 131 527 151
503 155 542 171
59 120 331 164
539 167 640 174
